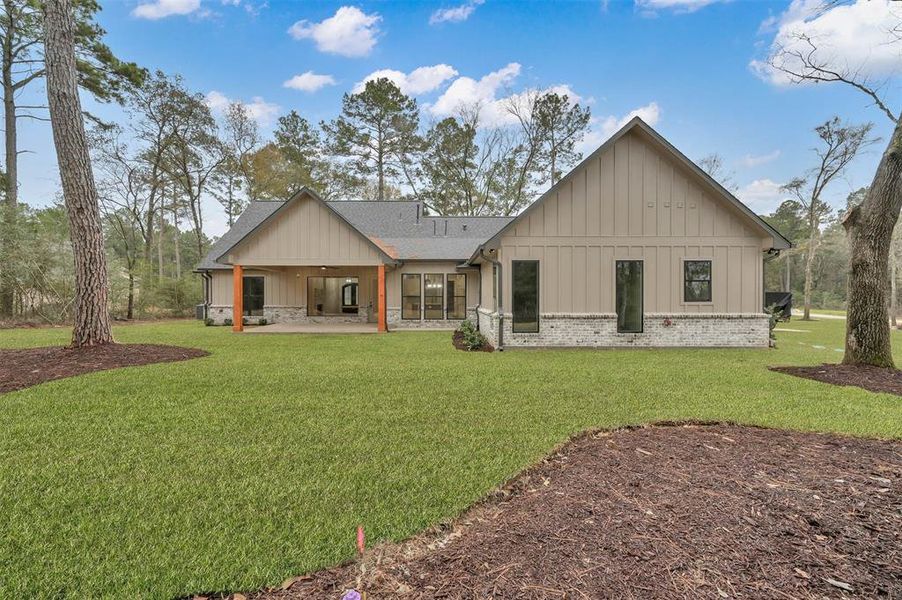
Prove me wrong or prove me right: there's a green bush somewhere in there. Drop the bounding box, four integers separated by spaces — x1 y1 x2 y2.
457 319 488 351
223 318 232 327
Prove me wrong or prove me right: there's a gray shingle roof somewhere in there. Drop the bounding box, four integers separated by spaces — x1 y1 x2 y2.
196 198 514 270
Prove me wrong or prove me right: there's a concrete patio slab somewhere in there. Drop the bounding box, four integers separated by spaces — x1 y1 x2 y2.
243 323 379 334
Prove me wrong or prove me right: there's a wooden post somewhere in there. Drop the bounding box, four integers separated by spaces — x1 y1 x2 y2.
378 264 387 332
233 264 243 332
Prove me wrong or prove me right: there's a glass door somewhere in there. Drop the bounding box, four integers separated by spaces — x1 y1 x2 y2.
615 260 643 333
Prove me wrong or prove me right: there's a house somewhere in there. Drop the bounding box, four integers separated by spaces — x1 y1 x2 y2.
196 117 791 348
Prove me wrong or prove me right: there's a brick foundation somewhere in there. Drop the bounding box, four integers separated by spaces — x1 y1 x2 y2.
477 310 769 348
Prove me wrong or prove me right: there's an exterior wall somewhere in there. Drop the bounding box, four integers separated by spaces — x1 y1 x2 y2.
385 262 480 329
493 128 768 318
479 310 768 348
207 266 377 325
227 193 386 266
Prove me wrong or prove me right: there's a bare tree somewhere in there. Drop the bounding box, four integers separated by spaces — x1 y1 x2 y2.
764 2 902 366
42 0 112 346
698 153 738 193
783 118 875 320
215 101 259 226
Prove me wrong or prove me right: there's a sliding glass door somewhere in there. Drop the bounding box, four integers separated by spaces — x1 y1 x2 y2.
307 277 359 316
615 260 643 333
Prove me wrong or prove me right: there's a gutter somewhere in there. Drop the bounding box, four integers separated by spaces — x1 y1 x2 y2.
479 247 503 351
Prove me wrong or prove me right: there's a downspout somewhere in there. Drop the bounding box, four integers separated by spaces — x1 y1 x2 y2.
201 271 212 320
480 247 503 351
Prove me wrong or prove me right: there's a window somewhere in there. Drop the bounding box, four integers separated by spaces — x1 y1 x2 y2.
684 260 712 303
424 274 444 320
615 260 643 333
492 264 498 308
402 274 421 320
446 274 467 319
308 277 359 316
512 261 539 333
243 276 264 317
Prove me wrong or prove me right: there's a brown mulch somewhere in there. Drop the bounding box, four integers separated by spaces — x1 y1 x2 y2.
451 330 494 352
0 343 208 394
771 363 902 396
219 424 900 600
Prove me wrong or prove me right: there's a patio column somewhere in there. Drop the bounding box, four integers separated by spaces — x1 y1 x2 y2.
232 264 243 332
378 264 387 333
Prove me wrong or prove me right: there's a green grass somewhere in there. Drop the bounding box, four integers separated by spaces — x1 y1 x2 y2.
0 319 899 598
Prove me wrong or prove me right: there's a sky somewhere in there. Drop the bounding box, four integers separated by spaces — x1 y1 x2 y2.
13 0 902 237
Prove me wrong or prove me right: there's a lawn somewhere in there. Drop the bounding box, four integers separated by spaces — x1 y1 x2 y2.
0 319 899 598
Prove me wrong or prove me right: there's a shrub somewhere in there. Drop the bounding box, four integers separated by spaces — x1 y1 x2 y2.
258 318 268 326
204 318 214 327
764 305 779 346
223 318 232 327
457 319 488 351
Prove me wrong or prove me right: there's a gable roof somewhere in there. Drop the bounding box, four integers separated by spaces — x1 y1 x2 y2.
196 189 514 270
468 116 792 263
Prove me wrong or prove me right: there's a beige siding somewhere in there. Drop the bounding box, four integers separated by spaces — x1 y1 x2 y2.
228 194 385 266
210 266 377 308
497 129 768 314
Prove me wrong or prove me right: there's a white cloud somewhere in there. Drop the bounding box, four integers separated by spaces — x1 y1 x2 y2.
429 63 522 126
574 102 661 156
601 102 661 136
288 6 381 58
284 71 337 93
132 0 201 19
751 0 902 85
205 90 281 126
740 149 781 168
429 0 484 25
635 0 725 15
354 64 458 95
737 178 786 213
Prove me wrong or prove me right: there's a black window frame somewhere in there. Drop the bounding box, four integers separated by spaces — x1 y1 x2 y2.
511 260 540 334
242 276 265 317
683 259 713 303
423 273 445 320
615 260 643 334
401 273 422 320
446 273 467 320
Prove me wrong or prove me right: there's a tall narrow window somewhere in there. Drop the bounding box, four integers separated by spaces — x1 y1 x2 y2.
512 260 539 333
402 274 421 320
615 260 643 333
492 264 498 308
446 274 467 319
684 260 712 303
424 274 444 320
243 276 264 316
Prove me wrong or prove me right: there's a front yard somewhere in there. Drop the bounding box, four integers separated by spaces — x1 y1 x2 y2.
0 319 899 598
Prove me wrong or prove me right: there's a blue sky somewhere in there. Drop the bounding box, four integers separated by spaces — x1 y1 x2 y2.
14 0 901 236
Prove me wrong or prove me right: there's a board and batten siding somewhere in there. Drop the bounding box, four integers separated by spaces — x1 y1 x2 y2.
210 266 378 308
227 194 386 267
494 128 769 315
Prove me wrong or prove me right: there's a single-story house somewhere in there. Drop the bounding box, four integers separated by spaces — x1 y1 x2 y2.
196 117 791 348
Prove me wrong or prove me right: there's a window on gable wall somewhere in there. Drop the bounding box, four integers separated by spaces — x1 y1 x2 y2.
684 260 712 303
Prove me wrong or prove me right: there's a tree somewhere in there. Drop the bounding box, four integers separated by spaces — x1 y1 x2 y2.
763 199 808 292
323 78 421 201
763 0 902 366
698 153 738 193
422 109 507 216
533 91 590 186
42 0 112 346
215 101 259 226
782 118 874 320
0 0 143 315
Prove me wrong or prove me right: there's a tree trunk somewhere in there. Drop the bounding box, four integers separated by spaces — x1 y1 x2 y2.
891 251 898 328
1 26 17 316
126 271 134 320
157 185 165 281
784 253 791 292
802 234 817 320
43 0 113 347
173 200 181 280
842 114 902 367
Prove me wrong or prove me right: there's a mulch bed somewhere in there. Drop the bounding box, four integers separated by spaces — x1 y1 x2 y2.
451 330 494 352
771 364 902 396
217 424 900 600
0 343 208 394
